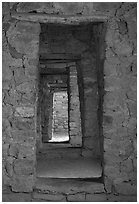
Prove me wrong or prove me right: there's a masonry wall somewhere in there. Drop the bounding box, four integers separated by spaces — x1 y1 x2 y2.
2 2 137 202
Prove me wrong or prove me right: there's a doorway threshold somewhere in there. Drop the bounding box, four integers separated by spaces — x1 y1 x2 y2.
36 158 102 179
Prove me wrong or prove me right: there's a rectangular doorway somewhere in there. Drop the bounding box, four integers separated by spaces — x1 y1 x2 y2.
40 71 69 143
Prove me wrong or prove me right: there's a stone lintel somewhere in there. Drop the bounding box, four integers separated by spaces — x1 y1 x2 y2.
11 12 108 24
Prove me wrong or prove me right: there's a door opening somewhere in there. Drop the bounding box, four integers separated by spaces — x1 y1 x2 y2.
49 90 69 142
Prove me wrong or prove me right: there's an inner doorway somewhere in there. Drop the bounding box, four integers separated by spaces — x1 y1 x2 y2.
40 71 69 143
50 90 69 142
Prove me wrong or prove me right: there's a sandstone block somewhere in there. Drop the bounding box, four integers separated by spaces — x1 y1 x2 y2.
120 158 133 173
15 107 34 118
2 104 13 118
86 193 107 202
53 2 84 15
13 68 26 85
21 92 36 104
16 21 40 35
114 39 133 56
2 143 9 158
33 192 65 201
10 130 35 143
93 2 119 12
8 34 39 56
5 157 14 177
117 20 128 35
104 60 118 76
127 100 137 117
12 175 34 192
8 144 19 158
104 165 120 179
2 63 13 81
18 144 35 160
16 81 34 94
35 178 105 194
12 117 35 130
17 2 54 13
114 182 137 195
2 80 11 90
14 159 34 175
67 193 85 201
2 169 12 186
3 51 23 68
4 89 21 106
107 194 137 202
2 192 32 202
104 176 113 193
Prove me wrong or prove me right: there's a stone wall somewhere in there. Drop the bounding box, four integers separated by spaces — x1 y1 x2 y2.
3 2 41 192
2 2 137 202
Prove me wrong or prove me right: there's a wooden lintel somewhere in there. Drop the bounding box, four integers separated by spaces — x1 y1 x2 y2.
49 83 67 88
11 12 108 24
40 53 80 60
40 68 68 75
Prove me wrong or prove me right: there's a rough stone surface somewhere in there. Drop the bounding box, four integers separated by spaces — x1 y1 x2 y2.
33 192 66 201
2 2 137 202
67 193 86 201
86 193 107 202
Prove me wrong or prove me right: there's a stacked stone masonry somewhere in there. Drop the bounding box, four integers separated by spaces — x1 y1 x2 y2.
2 2 137 202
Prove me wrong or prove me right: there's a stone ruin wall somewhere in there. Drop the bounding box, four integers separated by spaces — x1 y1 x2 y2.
2 2 137 202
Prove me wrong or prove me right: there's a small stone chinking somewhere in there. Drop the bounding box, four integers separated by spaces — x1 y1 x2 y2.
2 2 136 202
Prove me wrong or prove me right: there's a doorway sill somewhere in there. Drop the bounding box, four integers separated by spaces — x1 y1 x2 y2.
36 158 102 179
